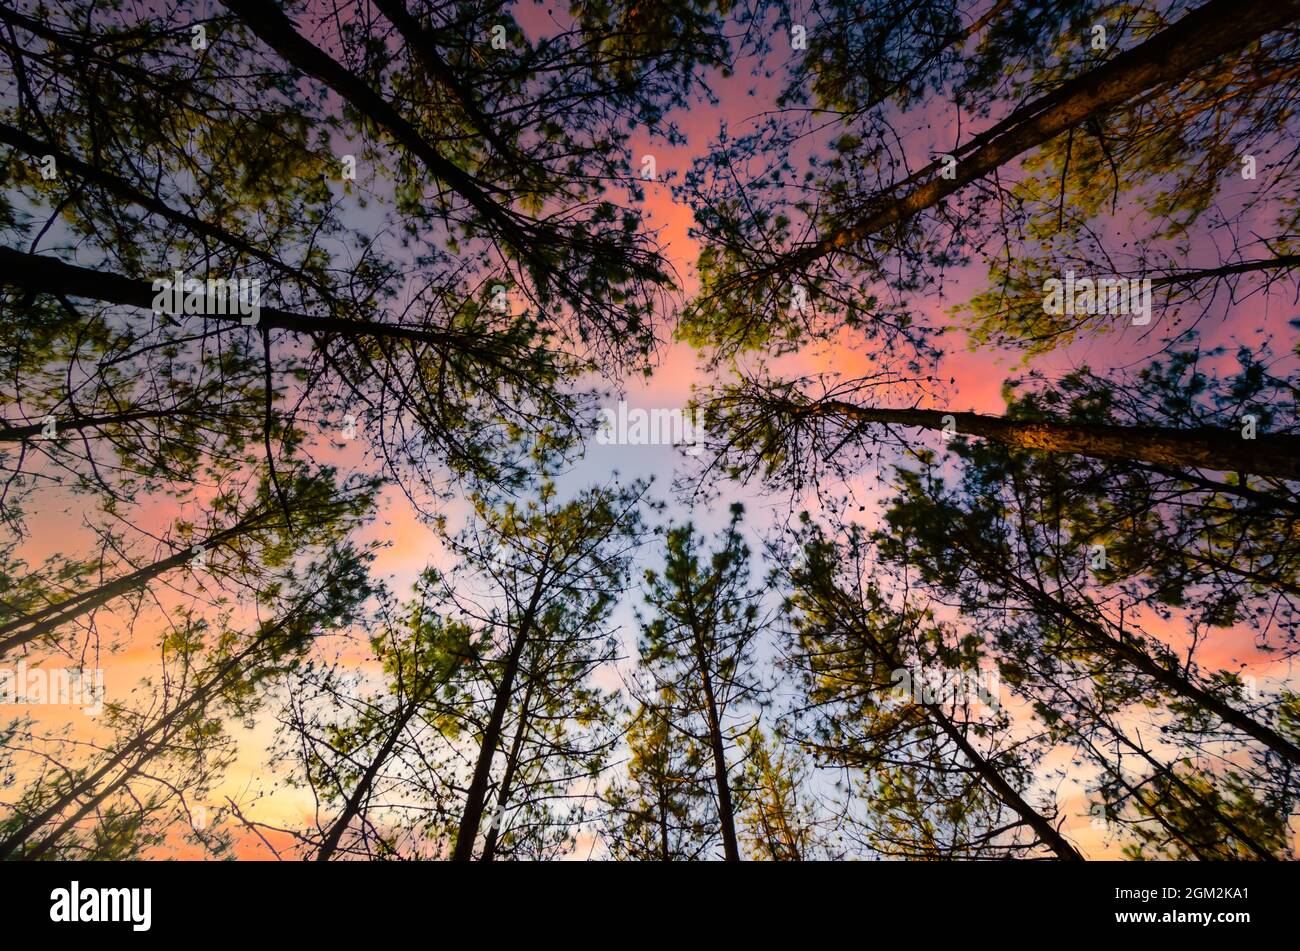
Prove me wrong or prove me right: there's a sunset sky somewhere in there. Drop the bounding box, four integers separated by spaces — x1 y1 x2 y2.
4 0 1298 861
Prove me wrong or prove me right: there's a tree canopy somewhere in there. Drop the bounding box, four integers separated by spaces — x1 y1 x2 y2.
2 0 1297 862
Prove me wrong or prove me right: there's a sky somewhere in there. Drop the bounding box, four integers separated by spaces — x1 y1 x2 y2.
3 0 1298 859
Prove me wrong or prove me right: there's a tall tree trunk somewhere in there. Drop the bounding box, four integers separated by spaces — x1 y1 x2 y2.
956 528 1300 766
0 507 281 658
791 400 1300 481
0 613 290 858
783 0 1300 269
480 678 536 862
451 555 550 861
316 698 423 861
0 246 485 350
677 563 742 862
658 790 671 862
680 605 741 861
925 702 1084 860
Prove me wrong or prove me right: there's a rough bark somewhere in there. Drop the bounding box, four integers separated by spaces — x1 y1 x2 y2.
799 401 1300 481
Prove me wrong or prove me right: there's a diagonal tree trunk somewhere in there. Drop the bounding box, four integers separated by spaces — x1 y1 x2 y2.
317 647 474 861
0 247 508 354
315 697 424 861
480 677 537 862
0 506 282 658
830 596 1084 860
1150 254 1300 287
20 740 158 860
924 702 1084 860
1 407 185 443
369 0 524 166
0 122 311 282
451 553 551 861
789 400 1300 481
1068 692 1280 860
779 0 1300 272
0 612 291 859
216 0 530 253
952 525 1300 766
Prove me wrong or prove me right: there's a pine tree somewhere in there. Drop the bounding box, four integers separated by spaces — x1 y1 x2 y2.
633 504 769 861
